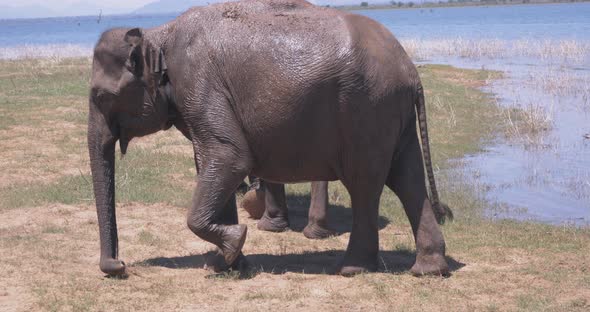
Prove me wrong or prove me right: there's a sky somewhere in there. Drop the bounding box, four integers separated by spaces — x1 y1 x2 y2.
0 0 153 10
0 0 154 17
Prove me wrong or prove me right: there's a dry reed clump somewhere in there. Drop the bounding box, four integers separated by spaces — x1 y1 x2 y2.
525 68 590 104
502 96 554 145
401 38 590 64
0 44 93 61
523 39 589 63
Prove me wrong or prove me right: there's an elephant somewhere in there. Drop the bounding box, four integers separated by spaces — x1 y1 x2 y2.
240 178 335 239
87 0 453 278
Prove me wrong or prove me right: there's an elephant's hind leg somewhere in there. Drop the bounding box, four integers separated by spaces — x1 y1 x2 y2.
338 175 385 276
257 182 290 232
303 181 336 239
250 180 334 238
386 128 448 276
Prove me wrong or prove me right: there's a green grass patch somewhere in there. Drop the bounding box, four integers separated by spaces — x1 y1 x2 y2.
0 58 196 211
0 113 16 130
137 229 163 246
0 149 194 210
0 175 94 209
421 64 503 161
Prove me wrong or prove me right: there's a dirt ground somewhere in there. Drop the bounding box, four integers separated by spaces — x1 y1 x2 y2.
1 199 588 311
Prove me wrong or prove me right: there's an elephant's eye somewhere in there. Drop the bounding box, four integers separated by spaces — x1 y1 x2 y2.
92 89 115 104
92 89 104 101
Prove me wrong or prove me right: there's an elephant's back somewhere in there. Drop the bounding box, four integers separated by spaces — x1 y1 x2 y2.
176 0 353 54
343 13 420 93
178 1 418 93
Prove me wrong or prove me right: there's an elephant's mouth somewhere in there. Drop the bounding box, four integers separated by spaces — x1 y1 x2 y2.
119 133 130 155
164 104 178 131
163 117 175 130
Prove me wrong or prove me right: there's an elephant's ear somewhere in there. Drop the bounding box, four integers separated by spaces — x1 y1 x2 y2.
124 28 144 77
154 48 169 86
154 48 167 74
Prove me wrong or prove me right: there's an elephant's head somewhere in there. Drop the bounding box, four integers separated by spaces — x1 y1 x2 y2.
89 28 173 153
87 27 173 276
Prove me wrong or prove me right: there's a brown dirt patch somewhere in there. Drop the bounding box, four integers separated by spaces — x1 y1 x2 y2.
2 202 588 311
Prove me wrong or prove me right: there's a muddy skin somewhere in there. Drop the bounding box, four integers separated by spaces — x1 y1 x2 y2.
88 0 452 277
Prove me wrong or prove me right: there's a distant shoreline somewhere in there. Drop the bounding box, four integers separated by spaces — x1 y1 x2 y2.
336 0 590 11
1 0 589 21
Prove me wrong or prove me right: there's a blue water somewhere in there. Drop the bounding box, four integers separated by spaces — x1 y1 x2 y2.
0 14 178 47
1 3 590 47
1 3 589 225
361 3 590 41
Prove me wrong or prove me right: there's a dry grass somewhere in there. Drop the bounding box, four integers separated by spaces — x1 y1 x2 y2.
3 38 587 65
0 59 589 312
0 44 93 61
523 69 590 108
402 38 590 64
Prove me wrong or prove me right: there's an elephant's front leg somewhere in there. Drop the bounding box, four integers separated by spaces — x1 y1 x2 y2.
303 181 336 239
185 113 253 266
257 182 290 232
187 159 249 265
203 191 249 272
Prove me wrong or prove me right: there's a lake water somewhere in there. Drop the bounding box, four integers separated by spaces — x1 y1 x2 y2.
1 3 589 225
1 3 590 46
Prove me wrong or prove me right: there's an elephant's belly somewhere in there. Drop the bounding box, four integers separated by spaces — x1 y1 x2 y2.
251 163 339 184
245 92 343 183
248 126 341 183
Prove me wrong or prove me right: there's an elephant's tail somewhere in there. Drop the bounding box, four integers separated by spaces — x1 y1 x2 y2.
416 84 454 225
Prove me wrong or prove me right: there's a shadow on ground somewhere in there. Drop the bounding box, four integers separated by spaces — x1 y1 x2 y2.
284 194 390 234
136 250 464 277
134 192 453 278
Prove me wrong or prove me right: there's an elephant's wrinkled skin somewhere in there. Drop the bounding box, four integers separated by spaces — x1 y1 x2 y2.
241 179 335 239
88 0 453 277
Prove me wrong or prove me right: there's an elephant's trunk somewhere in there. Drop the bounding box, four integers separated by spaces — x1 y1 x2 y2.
87 100 125 276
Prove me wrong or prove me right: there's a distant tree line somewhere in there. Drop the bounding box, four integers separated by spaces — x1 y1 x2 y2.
339 0 588 10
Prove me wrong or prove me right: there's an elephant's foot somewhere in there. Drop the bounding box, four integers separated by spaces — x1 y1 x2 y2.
410 253 449 277
338 263 378 277
207 252 249 273
303 222 335 239
337 256 378 277
240 189 265 219
220 224 248 265
257 214 289 232
100 258 126 277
